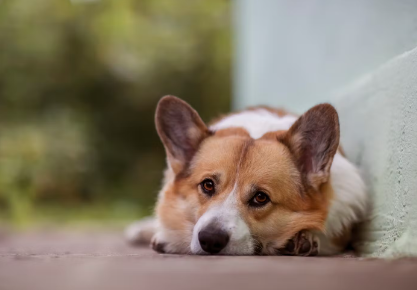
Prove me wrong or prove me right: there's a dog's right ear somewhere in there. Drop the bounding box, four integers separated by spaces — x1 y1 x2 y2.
279 104 340 191
155 96 210 175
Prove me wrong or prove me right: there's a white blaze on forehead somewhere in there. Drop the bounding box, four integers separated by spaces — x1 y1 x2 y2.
190 184 254 255
210 109 297 139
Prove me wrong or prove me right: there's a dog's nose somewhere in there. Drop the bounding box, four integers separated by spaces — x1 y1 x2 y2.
198 228 230 254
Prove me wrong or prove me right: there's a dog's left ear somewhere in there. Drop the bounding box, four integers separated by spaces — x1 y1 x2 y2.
155 96 210 175
280 104 340 190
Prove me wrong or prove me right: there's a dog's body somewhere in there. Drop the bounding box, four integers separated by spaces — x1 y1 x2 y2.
126 96 368 256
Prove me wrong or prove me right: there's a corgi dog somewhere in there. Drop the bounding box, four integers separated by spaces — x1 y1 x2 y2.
126 96 368 256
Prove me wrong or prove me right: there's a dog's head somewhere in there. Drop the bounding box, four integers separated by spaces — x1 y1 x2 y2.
155 96 340 255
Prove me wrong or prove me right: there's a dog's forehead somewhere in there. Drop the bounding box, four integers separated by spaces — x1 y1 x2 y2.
191 135 248 176
238 140 299 187
191 133 298 187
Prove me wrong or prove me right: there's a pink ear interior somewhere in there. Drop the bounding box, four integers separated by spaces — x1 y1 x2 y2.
280 104 340 189
155 96 209 173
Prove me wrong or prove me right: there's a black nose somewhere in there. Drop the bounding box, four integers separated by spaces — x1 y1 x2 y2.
198 228 230 254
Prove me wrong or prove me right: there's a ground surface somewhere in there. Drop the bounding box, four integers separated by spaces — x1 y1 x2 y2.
1 230 417 290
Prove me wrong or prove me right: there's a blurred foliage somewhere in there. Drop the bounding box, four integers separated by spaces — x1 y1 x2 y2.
0 0 231 227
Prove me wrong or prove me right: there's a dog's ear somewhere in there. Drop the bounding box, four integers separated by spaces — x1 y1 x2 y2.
280 104 340 190
155 96 210 175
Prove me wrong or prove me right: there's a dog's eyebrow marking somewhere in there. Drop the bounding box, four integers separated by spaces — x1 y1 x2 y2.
236 139 254 174
209 172 221 184
229 139 254 197
241 184 265 202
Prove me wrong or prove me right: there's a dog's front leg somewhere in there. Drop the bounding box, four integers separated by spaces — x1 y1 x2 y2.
278 230 320 256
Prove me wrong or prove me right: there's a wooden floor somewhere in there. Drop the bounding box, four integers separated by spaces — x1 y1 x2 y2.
1 230 417 290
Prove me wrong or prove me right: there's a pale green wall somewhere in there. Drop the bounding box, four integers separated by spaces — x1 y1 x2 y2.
234 0 417 257
234 0 417 113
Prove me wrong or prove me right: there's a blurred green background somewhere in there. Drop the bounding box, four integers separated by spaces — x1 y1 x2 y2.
0 0 231 228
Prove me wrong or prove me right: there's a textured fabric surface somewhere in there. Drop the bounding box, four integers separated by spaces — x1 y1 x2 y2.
335 47 417 257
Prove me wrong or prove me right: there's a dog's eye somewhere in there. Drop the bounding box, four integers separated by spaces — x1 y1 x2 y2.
200 179 215 195
249 192 270 207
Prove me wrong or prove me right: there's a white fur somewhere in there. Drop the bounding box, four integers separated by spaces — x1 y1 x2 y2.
326 154 368 235
152 225 194 254
210 109 297 139
125 217 157 245
191 184 254 255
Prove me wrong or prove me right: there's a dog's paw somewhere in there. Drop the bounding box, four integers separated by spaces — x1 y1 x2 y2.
125 217 157 245
151 235 167 254
278 230 320 256
150 231 192 254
